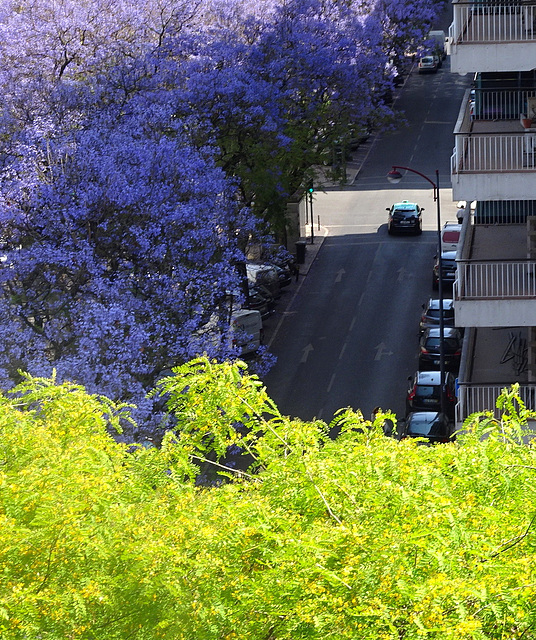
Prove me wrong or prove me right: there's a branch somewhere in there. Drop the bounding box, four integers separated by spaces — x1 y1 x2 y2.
484 511 536 561
190 455 257 481
306 470 342 525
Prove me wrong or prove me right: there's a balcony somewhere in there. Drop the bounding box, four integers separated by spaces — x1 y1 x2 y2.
451 88 536 201
453 223 536 325
453 222 536 422
450 1 536 73
457 380 536 420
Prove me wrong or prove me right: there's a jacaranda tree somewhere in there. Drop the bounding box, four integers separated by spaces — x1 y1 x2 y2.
0 0 447 433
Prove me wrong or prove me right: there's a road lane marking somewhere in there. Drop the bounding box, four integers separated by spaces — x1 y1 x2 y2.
301 343 314 363
327 373 336 393
374 342 394 360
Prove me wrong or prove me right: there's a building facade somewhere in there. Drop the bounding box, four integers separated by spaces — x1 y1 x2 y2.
449 0 536 420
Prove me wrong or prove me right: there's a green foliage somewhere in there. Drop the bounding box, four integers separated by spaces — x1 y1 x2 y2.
1 370 536 638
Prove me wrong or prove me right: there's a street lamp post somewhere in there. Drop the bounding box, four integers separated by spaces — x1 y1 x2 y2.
386 166 446 416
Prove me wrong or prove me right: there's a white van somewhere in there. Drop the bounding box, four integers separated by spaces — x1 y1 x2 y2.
230 309 264 356
441 222 462 253
427 30 447 59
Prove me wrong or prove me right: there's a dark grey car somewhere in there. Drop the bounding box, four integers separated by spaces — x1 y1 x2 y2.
419 298 455 335
418 327 463 372
406 370 457 417
386 201 423 235
432 251 457 289
402 411 453 444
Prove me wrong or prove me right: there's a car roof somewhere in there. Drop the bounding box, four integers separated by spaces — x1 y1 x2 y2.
443 222 462 231
407 411 443 422
426 298 454 311
391 201 419 209
424 327 460 338
414 370 452 384
415 371 442 385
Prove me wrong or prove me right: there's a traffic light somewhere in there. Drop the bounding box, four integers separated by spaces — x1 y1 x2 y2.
307 180 314 194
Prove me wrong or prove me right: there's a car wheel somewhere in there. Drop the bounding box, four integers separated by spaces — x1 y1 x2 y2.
416 226 423 236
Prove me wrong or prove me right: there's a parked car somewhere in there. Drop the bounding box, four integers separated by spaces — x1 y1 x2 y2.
432 250 457 289
249 284 276 319
441 222 462 253
406 370 457 417
419 298 456 335
418 56 438 73
419 327 463 372
260 244 296 273
233 285 272 320
402 411 453 444
246 263 281 299
189 309 263 358
271 263 292 288
386 201 423 235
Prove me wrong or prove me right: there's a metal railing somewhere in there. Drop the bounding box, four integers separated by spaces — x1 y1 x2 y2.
457 382 536 421
451 2 536 43
455 259 536 298
452 133 536 172
471 88 536 120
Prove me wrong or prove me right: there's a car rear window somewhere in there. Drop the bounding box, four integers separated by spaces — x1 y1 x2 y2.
415 385 440 400
408 416 442 436
426 308 455 320
442 231 460 243
424 337 460 352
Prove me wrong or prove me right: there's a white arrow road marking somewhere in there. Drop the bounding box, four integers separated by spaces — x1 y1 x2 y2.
301 343 314 363
374 342 394 361
397 267 413 282
335 268 345 283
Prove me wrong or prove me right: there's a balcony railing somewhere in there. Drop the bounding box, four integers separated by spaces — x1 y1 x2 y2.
451 1 536 43
455 259 536 299
471 88 536 120
457 382 536 421
452 133 536 172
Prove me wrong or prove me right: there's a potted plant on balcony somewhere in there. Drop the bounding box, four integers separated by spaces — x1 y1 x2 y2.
521 115 533 129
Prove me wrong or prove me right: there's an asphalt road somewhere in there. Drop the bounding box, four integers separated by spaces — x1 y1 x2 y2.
263 56 473 426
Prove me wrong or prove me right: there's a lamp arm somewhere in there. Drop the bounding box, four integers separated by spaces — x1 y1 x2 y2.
391 165 438 200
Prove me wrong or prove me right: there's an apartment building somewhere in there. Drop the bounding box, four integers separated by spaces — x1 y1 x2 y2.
449 0 536 421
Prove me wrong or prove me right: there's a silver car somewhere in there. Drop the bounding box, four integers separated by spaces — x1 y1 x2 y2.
418 56 438 73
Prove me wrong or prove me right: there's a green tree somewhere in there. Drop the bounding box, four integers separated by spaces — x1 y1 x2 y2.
1 367 536 639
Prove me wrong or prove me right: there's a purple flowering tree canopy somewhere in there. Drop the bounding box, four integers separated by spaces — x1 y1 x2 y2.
0 0 447 435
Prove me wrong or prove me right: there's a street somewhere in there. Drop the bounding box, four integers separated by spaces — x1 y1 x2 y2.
263 55 473 425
